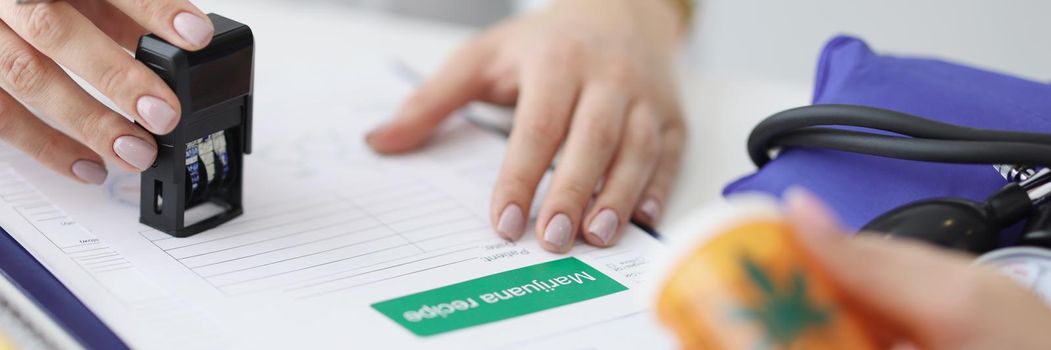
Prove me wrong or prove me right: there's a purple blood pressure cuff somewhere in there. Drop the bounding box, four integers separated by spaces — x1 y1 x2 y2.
723 35 1051 232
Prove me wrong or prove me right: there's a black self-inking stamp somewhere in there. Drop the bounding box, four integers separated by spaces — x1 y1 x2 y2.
136 14 253 237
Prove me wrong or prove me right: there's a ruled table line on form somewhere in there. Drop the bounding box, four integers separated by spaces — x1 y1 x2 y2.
142 178 503 297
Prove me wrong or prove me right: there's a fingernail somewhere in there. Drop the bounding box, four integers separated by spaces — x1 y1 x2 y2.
71 160 107 185
543 213 573 251
639 198 661 222
137 96 178 133
784 187 840 239
588 209 619 245
173 12 213 48
365 127 384 145
113 136 157 171
496 204 526 240
784 187 816 211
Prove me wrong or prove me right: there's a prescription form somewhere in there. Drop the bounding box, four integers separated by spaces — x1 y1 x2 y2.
0 15 673 350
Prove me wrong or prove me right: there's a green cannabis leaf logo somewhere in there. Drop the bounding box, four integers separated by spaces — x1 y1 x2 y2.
735 254 831 349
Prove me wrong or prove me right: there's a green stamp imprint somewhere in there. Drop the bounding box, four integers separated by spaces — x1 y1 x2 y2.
371 257 627 336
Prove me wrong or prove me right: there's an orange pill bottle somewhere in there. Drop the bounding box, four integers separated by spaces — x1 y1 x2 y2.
652 197 879 350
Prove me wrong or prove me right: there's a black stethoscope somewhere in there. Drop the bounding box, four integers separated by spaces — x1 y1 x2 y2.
749 104 1051 255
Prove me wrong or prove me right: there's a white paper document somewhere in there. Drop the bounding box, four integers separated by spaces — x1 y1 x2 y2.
0 59 672 348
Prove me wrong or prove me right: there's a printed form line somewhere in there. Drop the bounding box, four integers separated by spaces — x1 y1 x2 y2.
143 178 500 298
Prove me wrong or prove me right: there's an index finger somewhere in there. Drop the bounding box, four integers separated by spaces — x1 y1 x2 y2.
366 40 494 154
105 0 214 50
1 2 182 134
490 62 580 241
783 189 996 345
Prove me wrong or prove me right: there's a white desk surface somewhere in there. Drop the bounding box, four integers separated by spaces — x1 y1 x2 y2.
0 1 811 348
194 0 811 232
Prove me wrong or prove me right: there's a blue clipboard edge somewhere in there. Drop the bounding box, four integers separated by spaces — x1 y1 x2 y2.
0 225 128 350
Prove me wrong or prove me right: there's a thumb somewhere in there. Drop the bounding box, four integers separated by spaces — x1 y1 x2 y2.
367 42 494 154
784 188 979 348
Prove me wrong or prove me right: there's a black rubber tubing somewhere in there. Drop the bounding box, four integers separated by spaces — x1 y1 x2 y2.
748 104 1051 167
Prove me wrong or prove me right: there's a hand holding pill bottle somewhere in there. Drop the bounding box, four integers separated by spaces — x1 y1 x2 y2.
654 190 1051 349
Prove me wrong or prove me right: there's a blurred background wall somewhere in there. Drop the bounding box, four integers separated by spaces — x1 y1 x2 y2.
688 0 1051 84
287 0 1051 84
292 0 512 27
